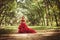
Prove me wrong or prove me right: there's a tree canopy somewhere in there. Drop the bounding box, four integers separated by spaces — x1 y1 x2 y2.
0 0 60 26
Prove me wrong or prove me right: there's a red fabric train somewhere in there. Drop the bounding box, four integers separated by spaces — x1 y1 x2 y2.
18 16 36 33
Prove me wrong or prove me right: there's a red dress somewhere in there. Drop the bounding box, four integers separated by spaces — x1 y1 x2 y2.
18 17 36 33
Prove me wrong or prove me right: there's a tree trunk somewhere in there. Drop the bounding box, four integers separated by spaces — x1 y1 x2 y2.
43 17 45 26
54 14 58 26
0 15 5 26
51 16 53 26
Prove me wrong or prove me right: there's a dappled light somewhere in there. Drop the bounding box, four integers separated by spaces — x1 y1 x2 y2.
0 0 60 40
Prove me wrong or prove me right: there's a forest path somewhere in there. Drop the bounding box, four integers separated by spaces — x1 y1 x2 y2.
0 32 60 40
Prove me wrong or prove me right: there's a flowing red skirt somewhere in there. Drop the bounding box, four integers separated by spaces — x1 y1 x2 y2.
18 23 36 33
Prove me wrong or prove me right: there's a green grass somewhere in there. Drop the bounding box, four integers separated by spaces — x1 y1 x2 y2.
3 26 60 30
0 26 60 32
0 26 60 34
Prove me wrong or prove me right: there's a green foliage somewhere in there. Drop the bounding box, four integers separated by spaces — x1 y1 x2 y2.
0 0 17 26
0 0 60 26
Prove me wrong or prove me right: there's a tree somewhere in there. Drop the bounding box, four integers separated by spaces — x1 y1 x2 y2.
17 0 46 26
0 0 17 26
43 0 60 26
17 0 60 26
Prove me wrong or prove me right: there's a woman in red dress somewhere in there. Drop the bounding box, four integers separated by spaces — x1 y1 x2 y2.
18 16 36 33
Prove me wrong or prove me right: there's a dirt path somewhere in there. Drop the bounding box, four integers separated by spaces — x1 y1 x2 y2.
0 32 60 40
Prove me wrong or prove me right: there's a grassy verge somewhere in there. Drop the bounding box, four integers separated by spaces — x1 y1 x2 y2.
0 26 60 34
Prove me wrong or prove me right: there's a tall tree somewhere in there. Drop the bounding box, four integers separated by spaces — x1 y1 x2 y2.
0 0 17 26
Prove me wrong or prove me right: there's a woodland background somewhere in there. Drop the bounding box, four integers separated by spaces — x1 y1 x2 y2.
0 0 60 33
